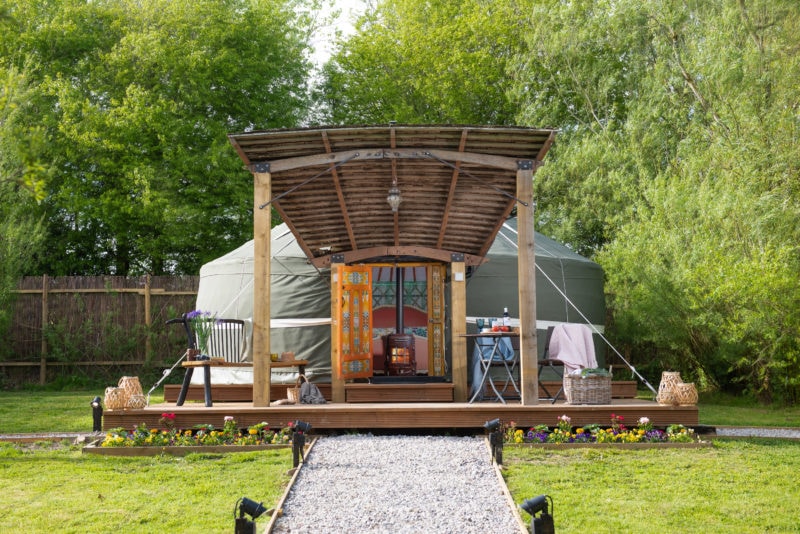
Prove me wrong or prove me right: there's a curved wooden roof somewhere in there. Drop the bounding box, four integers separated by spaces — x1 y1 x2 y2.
229 125 556 267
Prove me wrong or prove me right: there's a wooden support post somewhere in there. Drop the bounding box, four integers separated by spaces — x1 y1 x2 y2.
517 163 539 405
252 171 272 406
330 262 345 403
450 261 467 402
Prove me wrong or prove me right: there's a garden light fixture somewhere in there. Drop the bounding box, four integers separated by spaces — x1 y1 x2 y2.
520 495 555 534
234 497 267 534
484 418 503 466
90 396 103 432
483 418 501 432
292 420 311 468
293 420 312 433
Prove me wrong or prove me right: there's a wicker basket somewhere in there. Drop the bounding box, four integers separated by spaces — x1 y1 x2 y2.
104 376 146 410
564 374 612 405
657 371 683 405
126 394 147 409
104 386 127 410
287 374 308 404
674 382 698 405
118 376 143 396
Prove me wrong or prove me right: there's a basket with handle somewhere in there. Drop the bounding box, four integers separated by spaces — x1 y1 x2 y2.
564 374 612 404
287 374 308 404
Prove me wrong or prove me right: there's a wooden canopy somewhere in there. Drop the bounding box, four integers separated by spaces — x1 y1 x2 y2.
228 125 555 267
228 124 555 406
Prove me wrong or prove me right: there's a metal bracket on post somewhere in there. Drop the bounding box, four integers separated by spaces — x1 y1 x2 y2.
517 159 533 171
450 252 464 263
250 161 270 173
331 253 345 264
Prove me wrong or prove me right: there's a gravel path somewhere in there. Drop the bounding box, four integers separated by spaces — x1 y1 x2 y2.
713 426 800 439
270 435 523 534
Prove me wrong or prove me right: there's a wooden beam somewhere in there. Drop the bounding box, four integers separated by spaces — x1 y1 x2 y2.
322 131 357 250
253 171 272 407
516 165 539 405
437 130 468 249
451 261 468 401
310 246 487 268
265 148 522 173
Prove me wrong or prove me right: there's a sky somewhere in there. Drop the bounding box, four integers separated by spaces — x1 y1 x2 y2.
309 0 368 66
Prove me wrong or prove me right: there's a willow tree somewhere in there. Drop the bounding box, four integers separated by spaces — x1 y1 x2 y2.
513 0 800 401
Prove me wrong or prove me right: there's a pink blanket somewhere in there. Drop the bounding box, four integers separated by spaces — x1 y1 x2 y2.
548 323 597 373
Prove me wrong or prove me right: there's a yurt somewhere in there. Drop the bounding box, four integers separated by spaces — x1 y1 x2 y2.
193 219 605 385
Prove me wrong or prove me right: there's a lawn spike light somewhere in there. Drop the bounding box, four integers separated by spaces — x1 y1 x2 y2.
292 420 311 468
234 497 267 534
520 495 555 534
483 418 503 466
90 396 102 432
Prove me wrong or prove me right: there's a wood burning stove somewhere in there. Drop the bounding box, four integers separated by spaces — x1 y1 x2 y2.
384 266 416 376
385 333 416 376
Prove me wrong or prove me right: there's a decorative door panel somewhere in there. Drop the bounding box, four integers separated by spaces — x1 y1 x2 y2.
428 263 446 376
336 264 373 380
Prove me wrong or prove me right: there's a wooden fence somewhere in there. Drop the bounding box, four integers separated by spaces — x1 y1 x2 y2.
2 275 199 386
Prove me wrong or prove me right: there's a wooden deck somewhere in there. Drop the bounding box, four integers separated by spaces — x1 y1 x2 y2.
162 381 639 403
104 391 697 433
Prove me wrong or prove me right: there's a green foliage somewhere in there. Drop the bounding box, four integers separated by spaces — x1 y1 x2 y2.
0 0 313 275
0 66 44 339
316 0 525 124
509 0 800 402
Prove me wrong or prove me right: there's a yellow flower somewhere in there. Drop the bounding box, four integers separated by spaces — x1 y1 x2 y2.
249 428 258 435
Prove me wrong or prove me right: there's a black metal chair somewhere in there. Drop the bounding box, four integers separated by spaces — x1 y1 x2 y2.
167 315 247 407
538 326 565 403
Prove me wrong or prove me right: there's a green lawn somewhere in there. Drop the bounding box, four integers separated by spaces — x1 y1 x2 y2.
503 440 800 533
1 390 799 533
0 443 292 533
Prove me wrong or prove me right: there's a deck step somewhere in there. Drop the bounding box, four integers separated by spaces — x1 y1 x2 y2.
345 383 455 403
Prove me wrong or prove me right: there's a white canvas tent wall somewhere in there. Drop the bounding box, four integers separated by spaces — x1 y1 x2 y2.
193 223 332 385
193 219 605 385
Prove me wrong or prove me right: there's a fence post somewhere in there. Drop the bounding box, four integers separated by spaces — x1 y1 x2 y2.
40 274 48 385
144 274 152 362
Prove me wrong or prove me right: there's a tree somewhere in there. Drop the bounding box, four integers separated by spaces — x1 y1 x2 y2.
316 0 526 125
0 65 44 341
0 0 314 275
511 0 800 401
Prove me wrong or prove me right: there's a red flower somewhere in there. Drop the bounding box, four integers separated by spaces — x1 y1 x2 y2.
161 412 176 420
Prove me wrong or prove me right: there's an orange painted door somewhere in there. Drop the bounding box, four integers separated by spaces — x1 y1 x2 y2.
336 264 373 380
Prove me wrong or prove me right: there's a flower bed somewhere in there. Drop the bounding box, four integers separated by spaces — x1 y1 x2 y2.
504 414 702 445
83 414 295 456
